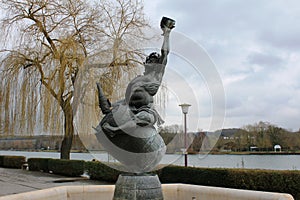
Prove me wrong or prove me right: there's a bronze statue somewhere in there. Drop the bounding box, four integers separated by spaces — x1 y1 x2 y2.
94 17 175 173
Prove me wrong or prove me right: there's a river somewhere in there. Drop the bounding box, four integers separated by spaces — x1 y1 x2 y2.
0 150 299 170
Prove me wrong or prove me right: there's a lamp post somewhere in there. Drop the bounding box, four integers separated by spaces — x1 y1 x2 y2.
179 103 191 167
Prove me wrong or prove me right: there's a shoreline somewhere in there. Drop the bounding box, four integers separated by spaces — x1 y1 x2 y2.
209 152 300 155
1 149 300 155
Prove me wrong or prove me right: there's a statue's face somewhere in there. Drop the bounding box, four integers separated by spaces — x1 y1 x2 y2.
128 84 152 108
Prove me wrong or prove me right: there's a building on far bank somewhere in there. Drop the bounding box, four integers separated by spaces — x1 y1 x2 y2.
274 144 281 152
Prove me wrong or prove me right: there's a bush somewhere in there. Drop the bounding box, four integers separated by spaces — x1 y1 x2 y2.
48 159 85 177
0 155 4 166
159 165 230 187
28 158 52 172
158 165 300 200
228 169 300 200
85 161 121 182
0 155 26 168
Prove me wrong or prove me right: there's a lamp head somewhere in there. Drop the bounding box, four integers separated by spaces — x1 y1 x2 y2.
179 103 191 114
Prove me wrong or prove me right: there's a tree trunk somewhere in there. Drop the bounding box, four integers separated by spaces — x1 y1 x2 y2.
60 102 74 159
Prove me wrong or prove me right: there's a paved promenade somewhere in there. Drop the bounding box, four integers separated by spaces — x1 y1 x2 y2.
0 167 110 197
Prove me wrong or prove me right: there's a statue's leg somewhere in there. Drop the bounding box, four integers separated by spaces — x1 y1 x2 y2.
96 82 111 114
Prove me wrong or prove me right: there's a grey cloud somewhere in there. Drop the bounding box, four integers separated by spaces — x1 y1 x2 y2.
146 0 300 130
158 0 300 53
259 30 300 51
246 52 284 68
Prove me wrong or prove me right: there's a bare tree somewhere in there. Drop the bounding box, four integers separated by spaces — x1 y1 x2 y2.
0 0 150 159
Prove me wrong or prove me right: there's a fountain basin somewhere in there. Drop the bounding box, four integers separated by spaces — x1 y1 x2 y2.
0 184 294 200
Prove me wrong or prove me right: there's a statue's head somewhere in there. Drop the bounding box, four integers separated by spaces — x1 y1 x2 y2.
145 52 160 64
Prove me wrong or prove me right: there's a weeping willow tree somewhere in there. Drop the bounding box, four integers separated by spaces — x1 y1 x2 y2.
0 0 150 159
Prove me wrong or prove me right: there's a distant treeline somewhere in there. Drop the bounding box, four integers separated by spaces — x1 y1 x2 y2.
0 135 86 151
159 121 300 153
214 122 300 152
1 121 299 153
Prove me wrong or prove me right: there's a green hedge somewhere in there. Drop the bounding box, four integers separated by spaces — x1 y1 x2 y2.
28 158 52 172
2 155 300 199
0 155 26 168
48 159 85 177
0 156 4 166
158 165 300 200
229 169 300 200
85 161 121 182
158 166 229 187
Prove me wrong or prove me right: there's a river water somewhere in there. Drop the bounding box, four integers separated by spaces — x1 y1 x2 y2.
1 150 299 170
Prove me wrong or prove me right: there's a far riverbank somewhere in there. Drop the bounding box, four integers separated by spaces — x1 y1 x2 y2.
207 151 300 155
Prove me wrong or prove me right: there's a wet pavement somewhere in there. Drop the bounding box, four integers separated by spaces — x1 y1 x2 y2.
0 167 110 197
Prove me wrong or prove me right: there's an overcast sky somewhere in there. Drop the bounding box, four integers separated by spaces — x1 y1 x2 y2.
144 0 300 131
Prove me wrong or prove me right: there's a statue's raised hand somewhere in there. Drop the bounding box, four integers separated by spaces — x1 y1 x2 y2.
160 16 175 35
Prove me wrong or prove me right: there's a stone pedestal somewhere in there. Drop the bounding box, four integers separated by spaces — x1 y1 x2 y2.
113 174 163 200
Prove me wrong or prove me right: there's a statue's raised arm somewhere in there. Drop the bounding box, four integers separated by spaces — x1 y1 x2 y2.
159 17 175 65
143 17 175 87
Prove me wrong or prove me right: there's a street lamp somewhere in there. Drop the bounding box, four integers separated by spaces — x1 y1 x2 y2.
179 103 191 167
